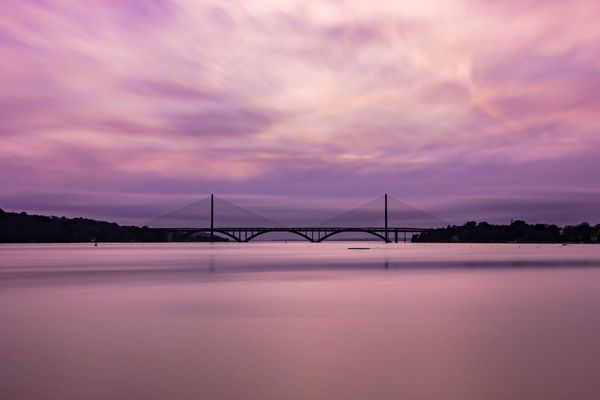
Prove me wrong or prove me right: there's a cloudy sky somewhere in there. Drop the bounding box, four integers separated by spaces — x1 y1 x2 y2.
1 0 599 225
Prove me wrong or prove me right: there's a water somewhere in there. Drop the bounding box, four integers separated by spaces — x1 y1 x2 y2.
2 243 600 400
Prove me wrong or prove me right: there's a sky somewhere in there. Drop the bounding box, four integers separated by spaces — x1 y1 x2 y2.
1 0 599 226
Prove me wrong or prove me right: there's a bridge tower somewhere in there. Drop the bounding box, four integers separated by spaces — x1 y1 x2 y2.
384 193 389 243
210 193 214 243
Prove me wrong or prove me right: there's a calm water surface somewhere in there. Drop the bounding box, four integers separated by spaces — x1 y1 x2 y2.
1 243 600 400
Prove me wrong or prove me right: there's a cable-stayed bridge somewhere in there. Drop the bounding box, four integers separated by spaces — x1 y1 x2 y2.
146 194 444 243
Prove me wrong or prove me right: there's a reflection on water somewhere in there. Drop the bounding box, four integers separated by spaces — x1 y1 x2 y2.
1 243 600 400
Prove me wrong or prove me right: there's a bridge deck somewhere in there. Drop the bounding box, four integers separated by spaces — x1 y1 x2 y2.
158 227 431 231
154 227 432 243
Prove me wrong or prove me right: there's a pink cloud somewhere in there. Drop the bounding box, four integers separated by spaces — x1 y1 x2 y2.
1 0 599 223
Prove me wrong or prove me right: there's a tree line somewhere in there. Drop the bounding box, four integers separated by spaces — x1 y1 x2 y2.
0 209 223 243
412 220 600 243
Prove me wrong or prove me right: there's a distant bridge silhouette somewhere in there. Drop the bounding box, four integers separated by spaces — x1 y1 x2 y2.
161 226 429 243
148 194 440 243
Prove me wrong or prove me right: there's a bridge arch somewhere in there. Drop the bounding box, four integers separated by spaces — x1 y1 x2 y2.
244 229 315 243
317 229 388 243
178 229 243 242
213 229 244 242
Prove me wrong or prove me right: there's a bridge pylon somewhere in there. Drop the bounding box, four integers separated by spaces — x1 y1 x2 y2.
385 193 390 243
210 193 214 243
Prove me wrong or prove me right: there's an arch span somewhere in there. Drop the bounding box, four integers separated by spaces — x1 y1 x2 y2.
213 229 244 242
317 229 388 243
244 229 315 242
178 229 243 242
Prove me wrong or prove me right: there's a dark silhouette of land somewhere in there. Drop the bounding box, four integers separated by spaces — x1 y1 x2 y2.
413 220 600 243
0 209 226 243
1 208 599 244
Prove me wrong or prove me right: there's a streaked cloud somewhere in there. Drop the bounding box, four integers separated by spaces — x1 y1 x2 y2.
1 0 599 223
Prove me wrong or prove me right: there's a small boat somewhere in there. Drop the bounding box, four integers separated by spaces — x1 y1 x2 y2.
348 247 370 250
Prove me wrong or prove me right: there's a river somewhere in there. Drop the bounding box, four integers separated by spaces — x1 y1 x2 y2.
1 243 600 399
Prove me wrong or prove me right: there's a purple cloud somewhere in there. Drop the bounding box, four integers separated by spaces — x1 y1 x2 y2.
1 0 600 225
126 80 224 101
164 108 275 137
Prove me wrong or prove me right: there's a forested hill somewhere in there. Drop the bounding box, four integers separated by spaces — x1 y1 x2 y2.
0 209 221 243
412 220 600 243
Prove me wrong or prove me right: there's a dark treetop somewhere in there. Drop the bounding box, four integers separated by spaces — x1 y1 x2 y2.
412 220 600 243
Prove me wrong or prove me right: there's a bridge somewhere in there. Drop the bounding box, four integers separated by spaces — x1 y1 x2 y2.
149 194 440 243
161 226 430 243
